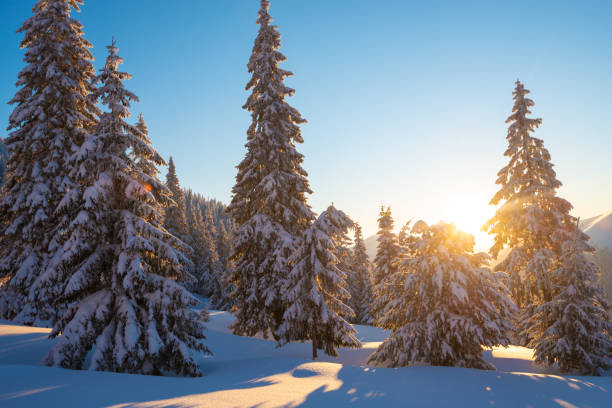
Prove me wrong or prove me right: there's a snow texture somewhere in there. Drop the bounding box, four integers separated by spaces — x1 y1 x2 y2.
1 310 610 408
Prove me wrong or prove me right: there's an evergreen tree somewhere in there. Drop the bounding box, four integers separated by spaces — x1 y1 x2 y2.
227 0 314 339
213 220 235 311
484 80 575 315
164 156 188 240
592 246 612 303
200 208 231 310
371 206 400 325
526 223 612 375
398 220 417 256
334 223 355 321
279 205 361 359
369 221 515 369
0 139 7 188
41 42 209 376
184 198 211 294
0 0 98 324
349 223 374 325
133 114 168 204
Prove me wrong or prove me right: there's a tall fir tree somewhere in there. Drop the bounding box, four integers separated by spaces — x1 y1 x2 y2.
0 138 7 189
279 206 361 359
349 223 374 325
0 0 98 324
369 221 515 369
164 156 188 240
525 222 611 375
334 223 355 321
200 208 231 310
483 80 576 344
184 197 212 294
41 42 209 376
213 219 235 311
371 206 401 325
227 0 314 339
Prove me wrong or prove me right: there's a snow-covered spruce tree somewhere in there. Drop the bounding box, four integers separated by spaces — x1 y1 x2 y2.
0 0 98 324
398 220 417 257
164 156 188 240
483 80 576 344
213 219 235 311
133 114 169 205
0 138 7 189
186 201 227 310
41 42 209 376
371 206 401 325
279 205 361 359
227 0 314 339
201 208 232 310
349 223 374 325
525 222 611 375
334 223 355 321
369 221 515 369
185 200 212 295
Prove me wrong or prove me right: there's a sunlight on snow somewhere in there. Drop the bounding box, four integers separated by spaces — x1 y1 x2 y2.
107 363 343 408
0 386 64 401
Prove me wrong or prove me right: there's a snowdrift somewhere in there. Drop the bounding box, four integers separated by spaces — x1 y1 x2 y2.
0 310 610 408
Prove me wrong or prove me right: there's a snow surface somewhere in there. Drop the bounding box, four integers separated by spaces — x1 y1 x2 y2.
1 309 610 407
583 211 612 250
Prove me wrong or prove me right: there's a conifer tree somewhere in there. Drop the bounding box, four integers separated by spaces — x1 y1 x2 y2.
200 208 231 310
0 139 7 189
371 206 401 325
227 0 314 339
398 220 417 256
369 221 515 369
164 156 188 240
526 223 611 375
213 220 235 311
483 80 576 344
41 42 209 376
0 0 98 324
279 206 361 359
133 114 167 204
334 225 355 321
349 223 374 325
184 200 211 294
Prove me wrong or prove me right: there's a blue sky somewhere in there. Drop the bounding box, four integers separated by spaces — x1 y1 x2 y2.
1 0 611 246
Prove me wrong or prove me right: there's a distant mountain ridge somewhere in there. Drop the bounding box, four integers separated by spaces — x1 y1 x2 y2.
581 211 612 250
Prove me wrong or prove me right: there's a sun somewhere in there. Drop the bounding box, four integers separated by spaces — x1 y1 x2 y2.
439 195 495 252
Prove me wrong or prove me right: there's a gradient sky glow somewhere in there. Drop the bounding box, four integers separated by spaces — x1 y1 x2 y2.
1 0 611 249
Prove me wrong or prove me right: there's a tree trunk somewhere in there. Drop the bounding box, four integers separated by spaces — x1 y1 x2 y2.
312 335 318 360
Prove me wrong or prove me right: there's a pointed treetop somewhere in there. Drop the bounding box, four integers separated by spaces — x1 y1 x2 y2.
168 156 175 171
258 0 272 25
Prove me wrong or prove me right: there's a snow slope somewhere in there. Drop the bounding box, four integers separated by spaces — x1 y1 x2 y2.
1 311 610 408
364 234 377 260
583 211 612 250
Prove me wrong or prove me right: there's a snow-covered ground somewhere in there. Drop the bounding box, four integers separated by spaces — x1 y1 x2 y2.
0 309 610 408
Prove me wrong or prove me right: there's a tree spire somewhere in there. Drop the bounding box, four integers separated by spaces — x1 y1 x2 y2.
0 0 98 324
227 0 314 339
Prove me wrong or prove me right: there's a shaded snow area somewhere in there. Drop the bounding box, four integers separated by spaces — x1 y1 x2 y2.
1 310 610 408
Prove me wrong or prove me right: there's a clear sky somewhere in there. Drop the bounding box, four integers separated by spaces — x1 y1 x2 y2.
1 0 611 249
